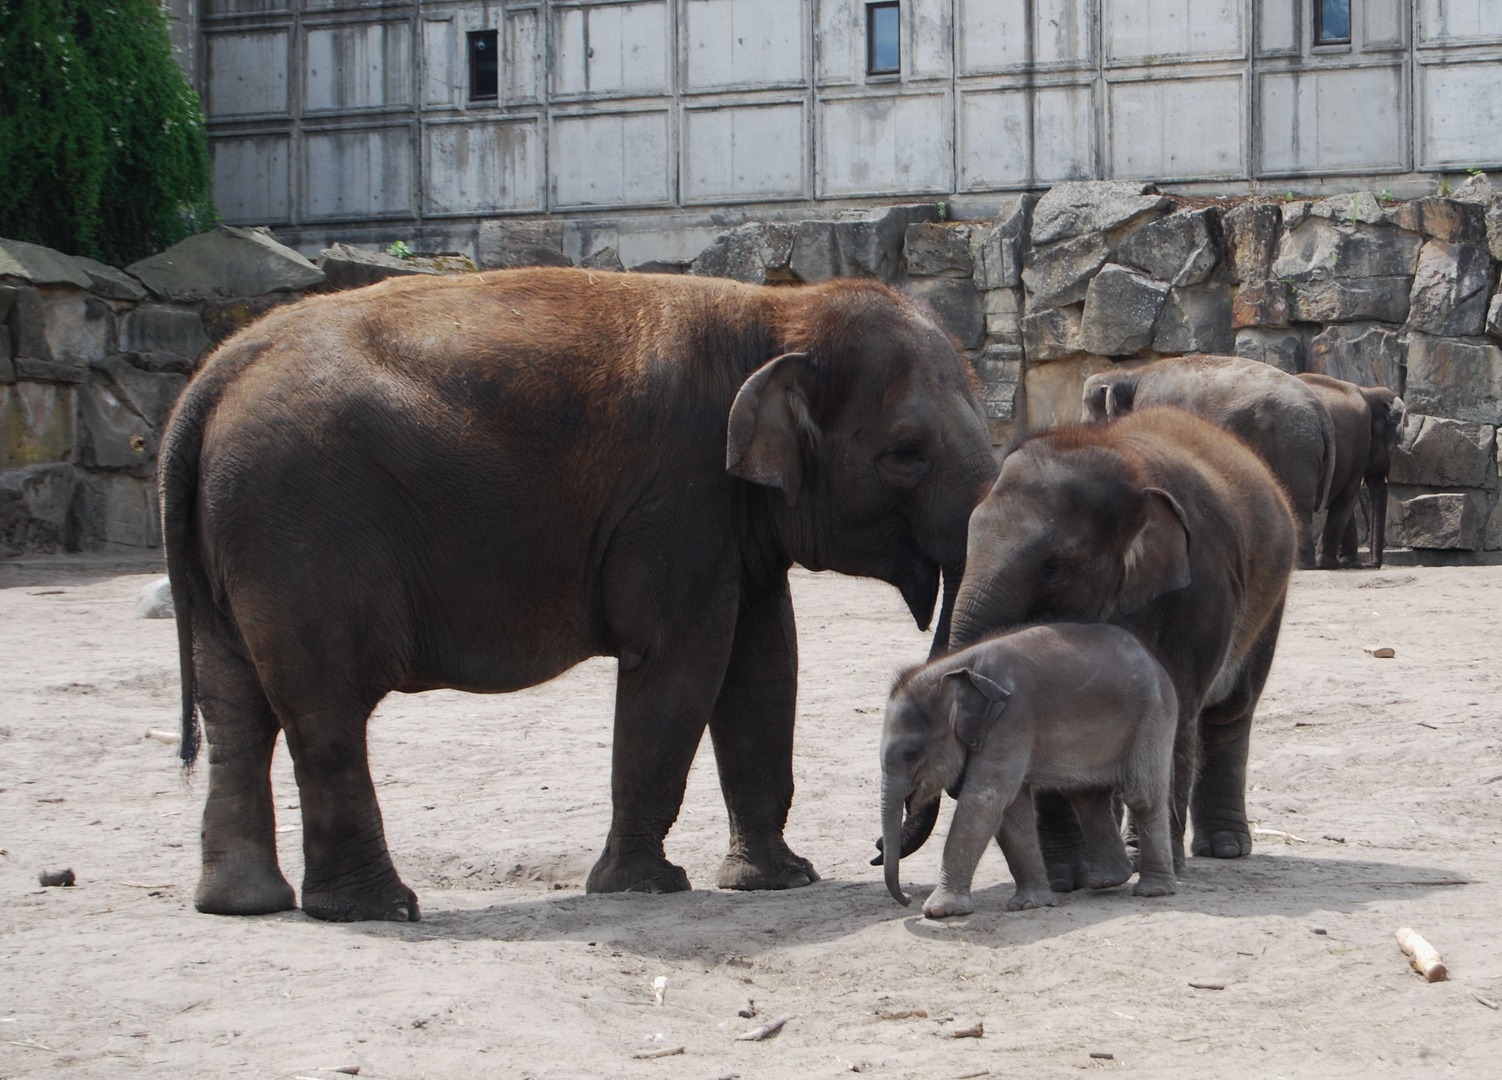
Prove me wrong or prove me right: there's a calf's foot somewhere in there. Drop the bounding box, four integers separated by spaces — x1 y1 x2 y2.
1085 850 1135 890
587 848 691 894
1007 885 1059 912
716 838 818 891
923 887 974 919
1133 872 1177 898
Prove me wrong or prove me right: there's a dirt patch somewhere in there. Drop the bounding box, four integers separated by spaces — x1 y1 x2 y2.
2 561 1500 1077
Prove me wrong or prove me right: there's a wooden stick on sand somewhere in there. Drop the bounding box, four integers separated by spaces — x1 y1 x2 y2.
1396 927 1446 982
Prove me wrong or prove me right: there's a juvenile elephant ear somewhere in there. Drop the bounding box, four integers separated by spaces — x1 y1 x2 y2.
1082 379 1110 423
943 669 1011 751
1106 380 1137 420
726 352 813 506
1118 487 1191 615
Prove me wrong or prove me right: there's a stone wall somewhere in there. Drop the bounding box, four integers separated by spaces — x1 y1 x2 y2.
6 175 1502 559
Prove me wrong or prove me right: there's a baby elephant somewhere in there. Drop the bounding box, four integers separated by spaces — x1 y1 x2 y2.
880 623 1178 918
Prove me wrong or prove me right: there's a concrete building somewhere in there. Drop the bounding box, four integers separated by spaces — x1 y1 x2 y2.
177 1 1502 260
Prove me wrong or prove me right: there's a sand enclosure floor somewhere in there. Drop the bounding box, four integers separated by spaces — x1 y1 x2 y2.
2 557 1500 1078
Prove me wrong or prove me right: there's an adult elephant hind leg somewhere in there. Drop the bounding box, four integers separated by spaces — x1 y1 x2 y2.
192 626 295 916
1069 789 1133 890
1034 789 1089 893
707 578 818 891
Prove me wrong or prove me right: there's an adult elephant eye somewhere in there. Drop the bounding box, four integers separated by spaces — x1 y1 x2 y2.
1040 558 1070 585
878 445 932 489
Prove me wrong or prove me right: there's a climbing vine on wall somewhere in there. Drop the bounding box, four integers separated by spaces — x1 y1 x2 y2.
0 0 216 264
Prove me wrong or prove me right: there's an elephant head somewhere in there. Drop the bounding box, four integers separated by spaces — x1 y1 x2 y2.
880 665 1010 905
949 434 1191 650
1367 390 1408 467
728 282 999 653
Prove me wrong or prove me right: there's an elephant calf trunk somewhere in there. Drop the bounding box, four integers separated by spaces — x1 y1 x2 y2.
882 779 911 906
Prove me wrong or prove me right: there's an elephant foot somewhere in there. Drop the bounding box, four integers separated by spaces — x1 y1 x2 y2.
922 887 974 919
194 858 296 917
586 849 691 894
1006 886 1059 912
716 839 818 891
1085 855 1135 891
1133 873 1177 898
1045 857 1089 893
302 874 420 922
1315 555 1341 570
1190 826 1252 860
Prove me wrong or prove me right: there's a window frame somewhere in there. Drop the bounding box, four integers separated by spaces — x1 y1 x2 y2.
467 28 500 101
866 2 901 77
1313 0 1352 47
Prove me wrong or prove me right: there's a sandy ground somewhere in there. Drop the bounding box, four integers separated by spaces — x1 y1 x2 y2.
1 556 1500 1079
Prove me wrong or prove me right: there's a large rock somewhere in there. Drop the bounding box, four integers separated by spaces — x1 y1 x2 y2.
7 285 51 361
1077 266 1169 355
0 380 76 467
78 376 156 473
200 295 300 347
1116 208 1220 287
1022 232 1110 310
1272 218 1423 282
976 345 1022 422
790 204 940 283
1235 327 1304 374
1489 291 1502 340
477 220 571 270
1387 491 1487 551
1305 323 1404 388
1405 334 1502 424
119 304 211 369
1389 415 1498 489
1153 286 1234 354
0 462 75 556
903 223 974 278
90 357 187 431
973 196 1032 290
1488 196 1502 261
127 226 324 301
1386 197 1488 244
317 243 439 290
1289 277 1412 324
0 238 93 289
1232 279 1291 328
1406 241 1494 336
1310 191 1386 225
1029 182 1169 245
1021 306 1083 363
690 222 797 284
581 247 625 272
70 256 148 301
905 278 985 349
1223 201 1281 283
76 472 160 550
39 291 109 369
984 288 1021 343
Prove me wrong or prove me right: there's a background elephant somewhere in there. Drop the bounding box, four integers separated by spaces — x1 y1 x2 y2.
160 269 998 921
1082 355 1337 569
901 409 1295 890
1296 374 1408 569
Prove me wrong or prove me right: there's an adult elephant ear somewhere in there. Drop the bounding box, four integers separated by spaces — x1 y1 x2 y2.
1118 487 1191 615
726 352 814 506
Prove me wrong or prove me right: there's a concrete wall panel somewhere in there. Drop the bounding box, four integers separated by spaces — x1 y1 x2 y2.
552 111 672 207
1110 75 1243 179
1259 66 1406 174
960 84 1093 189
422 18 458 107
815 0 857 84
1106 0 1242 61
1257 0 1298 54
207 31 288 117
818 94 951 196
910 0 954 79
424 120 541 214
303 127 415 220
1419 1 1502 44
211 134 291 224
1420 61 1502 168
682 103 806 201
1365 0 1407 49
556 2 668 96
306 22 412 113
506 8 544 102
686 0 804 88
204 0 285 13
959 0 1091 73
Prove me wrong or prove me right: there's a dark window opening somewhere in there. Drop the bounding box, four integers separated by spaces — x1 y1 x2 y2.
1315 0 1351 45
867 2 900 75
468 29 499 99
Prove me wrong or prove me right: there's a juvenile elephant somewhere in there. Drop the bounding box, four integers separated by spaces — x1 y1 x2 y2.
160 269 998 921
1082 355 1336 569
898 409 1296 890
1295 374 1407 569
881 624 1179 918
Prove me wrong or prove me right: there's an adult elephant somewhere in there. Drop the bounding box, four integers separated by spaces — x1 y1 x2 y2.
1081 355 1337 569
160 269 998 921
1295 374 1407 569
888 409 1296 889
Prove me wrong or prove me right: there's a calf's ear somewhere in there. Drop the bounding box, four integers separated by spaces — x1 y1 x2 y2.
943 669 1011 751
726 352 813 506
1118 487 1191 615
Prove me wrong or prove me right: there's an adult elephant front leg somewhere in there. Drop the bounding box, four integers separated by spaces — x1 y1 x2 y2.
708 575 818 891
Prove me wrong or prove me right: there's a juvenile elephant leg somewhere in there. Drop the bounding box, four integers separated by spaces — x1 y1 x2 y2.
193 626 295 916
996 786 1058 912
708 577 817 890
1068 789 1133 890
925 767 1025 918
1034 788 1089 892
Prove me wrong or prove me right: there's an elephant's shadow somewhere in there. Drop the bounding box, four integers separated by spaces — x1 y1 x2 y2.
329 851 1468 957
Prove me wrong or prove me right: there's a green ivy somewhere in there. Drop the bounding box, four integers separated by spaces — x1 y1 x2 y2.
0 0 215 264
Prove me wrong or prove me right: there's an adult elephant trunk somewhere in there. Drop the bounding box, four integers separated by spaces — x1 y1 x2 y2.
882 775 911 906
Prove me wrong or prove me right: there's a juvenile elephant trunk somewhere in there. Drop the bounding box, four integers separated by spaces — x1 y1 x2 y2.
882 775 911 906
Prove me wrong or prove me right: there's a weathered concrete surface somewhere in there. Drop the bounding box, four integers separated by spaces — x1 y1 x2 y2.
78 378 157 474
983 287 1021 343
1405 334 1502 425
1024 354 1118 430
1029 182 1169 245
127 226 325 301
1305 323 1404 389
1389 416 1499 489
119 305 211 369
75 472 161 549
1077 266 1169 355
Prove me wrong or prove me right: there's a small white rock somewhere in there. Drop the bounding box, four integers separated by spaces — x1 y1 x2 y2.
652 976 667 1006
135 577 175 619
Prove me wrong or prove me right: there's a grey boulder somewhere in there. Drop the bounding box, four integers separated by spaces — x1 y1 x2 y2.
905 278 985 349
1235 327 1304 374
790 204 941 283
691 222 797 284
127 226 325 301
1305 323 1404 389
1404 334 1502 424
1022 231 1110 310
1388 415 1498 489
135 577 176 619
1388 492 1487 551
973 195 1033 290
1406 241 1494 337
1153 285 1234 355
1029 181 1170 245
0 238 93 289
318 243 439 290
1077 265 1170 356
1116 208 1220 287
903 223 974 278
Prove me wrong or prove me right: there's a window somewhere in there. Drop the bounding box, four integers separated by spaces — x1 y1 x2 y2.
1314 0 1351 45
468 29 499 100
867 2 900 76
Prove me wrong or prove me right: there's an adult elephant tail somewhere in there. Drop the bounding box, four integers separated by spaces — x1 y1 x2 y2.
1312 395 1338 513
